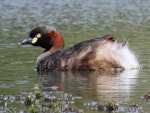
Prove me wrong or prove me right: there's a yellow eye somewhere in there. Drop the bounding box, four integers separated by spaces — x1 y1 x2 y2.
36 33 41 38
32 37 38 44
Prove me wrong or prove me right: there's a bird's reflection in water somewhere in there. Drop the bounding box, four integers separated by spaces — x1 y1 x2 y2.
37 69 139 103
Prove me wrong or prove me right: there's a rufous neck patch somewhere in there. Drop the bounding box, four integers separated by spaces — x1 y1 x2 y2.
48 30 64 49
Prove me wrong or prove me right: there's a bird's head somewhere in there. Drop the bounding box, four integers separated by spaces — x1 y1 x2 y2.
21 25 64 51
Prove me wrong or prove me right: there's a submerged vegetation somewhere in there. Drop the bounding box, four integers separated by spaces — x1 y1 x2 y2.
0 84 149 113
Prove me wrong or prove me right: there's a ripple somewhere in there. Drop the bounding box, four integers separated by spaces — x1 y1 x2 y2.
0 84 10 88
10 61 23 65
15 80 29 85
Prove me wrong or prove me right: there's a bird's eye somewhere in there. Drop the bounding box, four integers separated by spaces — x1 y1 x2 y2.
36 33 41 38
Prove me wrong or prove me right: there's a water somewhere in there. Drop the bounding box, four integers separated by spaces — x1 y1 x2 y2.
0 0 150 112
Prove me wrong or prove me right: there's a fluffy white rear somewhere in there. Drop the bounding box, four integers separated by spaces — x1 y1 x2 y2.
111 41 140 69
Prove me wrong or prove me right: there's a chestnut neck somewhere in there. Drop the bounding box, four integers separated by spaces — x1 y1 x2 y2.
48 30 64 49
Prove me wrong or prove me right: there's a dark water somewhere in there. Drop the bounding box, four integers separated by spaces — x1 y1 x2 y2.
0 0 150 112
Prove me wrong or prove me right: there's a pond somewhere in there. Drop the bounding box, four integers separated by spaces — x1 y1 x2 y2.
0 0 150 112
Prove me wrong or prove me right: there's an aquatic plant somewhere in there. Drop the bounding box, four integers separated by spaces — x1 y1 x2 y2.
0 86 147 113
142 92 150 102
84 100 119 112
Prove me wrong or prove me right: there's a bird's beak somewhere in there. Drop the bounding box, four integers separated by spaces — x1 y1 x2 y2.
20 37 32 45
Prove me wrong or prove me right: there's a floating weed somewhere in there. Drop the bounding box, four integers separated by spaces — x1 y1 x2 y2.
35 92 42 99
142 92 150 102
0 87 148 113
14 85 83 112
83 100 144 112
84 100 119 112
29 107 39 113
126 103 143 113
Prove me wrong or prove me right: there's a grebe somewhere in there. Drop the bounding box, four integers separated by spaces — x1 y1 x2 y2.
21 25 140 71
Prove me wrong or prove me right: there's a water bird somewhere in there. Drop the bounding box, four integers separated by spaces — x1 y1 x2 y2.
21 25 140 71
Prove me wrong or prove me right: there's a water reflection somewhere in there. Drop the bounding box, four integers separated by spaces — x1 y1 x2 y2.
37 69 139 103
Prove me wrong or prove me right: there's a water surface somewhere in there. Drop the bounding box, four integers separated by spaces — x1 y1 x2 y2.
0 0 150 112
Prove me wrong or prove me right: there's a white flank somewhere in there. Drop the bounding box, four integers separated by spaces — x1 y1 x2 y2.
111 41 140 69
